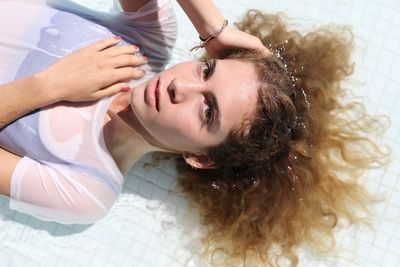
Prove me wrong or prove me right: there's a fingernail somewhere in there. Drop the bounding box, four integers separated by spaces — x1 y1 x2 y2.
131 44 139 51
114 35 122 40
121 84 131 91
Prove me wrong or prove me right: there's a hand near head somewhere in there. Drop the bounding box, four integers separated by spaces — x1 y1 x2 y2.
37 36 148 102
203 25 272 58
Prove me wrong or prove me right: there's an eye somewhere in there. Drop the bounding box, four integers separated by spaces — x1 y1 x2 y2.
202 59 216 80
202 61 211 80
203 100 214 125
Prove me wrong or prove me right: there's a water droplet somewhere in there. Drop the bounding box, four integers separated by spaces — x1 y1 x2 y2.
211 181 220 190
46 28 60 36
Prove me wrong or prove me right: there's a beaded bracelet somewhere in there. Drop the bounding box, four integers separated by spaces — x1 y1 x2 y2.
190 19 228 52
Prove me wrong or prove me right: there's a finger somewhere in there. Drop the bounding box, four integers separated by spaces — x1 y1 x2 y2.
109 54 148 68
98 66 145 86
88 36 124 52
102 44 140 58
115 67 146 81
91 83 131 99
260 47 273 56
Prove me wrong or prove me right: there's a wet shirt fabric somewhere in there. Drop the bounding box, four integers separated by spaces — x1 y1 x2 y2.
0 0 176 224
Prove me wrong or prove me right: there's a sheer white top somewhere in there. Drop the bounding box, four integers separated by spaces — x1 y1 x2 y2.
0 0 177 224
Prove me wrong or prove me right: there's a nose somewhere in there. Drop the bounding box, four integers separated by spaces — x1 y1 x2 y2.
167 77 205 104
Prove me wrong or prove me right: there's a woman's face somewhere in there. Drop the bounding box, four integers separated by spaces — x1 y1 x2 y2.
130 59 259 154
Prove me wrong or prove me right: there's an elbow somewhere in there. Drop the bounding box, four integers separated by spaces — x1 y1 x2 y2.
71 206 111 224
57 191 118 225
69 197 116 224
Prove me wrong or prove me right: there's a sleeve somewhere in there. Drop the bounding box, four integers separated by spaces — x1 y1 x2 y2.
9 157 119 224
47 0 177 70
112 0 174 22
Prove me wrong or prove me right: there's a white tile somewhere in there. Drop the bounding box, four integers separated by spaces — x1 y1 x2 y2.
396 178 400 191
114 235 133 254
365 1 382 17
382 252 399 266
380 5 396 20
74 251 92 267
56 259 77 267
100 230 119 245
394 224 400 240
374 232 391 249
93 243 112 259
384 79 400 96
130 161 149 178
388 238 400 254
142 248 161 264
2 2 400 267
158 172 177 190
385 0 400 8
369 246 385 263
383 125 399 141
14 212 29 224
8 256 28 267
388 23 400 38
139 180 155 198
381 171 398 187
88 257 106 267
388 190 400 207
383 38 400 52
152 187 169 202
375 19 392 35
364 260 381 267
125 175 142 192
129 241 146 259
384 204 400 219
108 250 126 266
378 219 396 236
387 158 400 174
144 168 162 184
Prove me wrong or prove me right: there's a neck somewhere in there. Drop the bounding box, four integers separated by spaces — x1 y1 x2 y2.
103 92 156 175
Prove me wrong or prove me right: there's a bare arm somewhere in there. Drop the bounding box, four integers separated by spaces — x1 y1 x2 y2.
0 37 147 129
176 0 271 58
0 75 53 128
176 0 224 40
0 147 20 197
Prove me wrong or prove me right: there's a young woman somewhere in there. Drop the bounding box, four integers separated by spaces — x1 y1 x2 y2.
0 0 390 266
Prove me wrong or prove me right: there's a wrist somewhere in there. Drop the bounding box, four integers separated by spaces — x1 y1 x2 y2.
199 16 226 40
191 19 229 52
32 71 62 104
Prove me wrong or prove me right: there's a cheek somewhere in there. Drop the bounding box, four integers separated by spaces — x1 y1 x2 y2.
155 109 199 140
157 109 192 133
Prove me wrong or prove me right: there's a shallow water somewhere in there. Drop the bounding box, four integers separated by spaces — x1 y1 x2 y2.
0 0 399 266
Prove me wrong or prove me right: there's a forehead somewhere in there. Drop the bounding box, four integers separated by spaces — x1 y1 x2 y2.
212 59 259 134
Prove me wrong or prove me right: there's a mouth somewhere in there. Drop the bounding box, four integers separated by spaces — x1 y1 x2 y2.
145 76 160 112
155 79 160 112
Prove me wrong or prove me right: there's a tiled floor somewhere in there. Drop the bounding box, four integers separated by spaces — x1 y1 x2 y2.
0 0 399 266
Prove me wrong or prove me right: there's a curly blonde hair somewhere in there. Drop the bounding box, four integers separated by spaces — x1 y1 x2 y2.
173 10 391 267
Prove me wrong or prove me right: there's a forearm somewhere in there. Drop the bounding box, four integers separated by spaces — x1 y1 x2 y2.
176 0 225 39
119 0 151 12
0 74 56 128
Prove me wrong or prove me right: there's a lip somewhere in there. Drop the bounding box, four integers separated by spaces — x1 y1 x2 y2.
145 76 160 112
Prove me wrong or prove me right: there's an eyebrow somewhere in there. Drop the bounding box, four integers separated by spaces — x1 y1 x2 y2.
208 92 221 132
208 59 221 132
